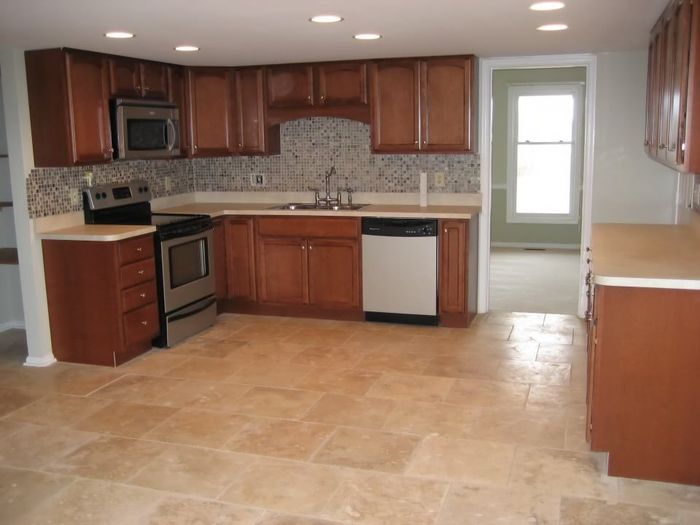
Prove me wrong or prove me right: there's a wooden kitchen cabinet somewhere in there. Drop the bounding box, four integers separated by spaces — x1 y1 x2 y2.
108 57 169 99
586 284 700 484
42 234 159 366
212 218 228 310
225 217 257 303
234 68 280 155
645 0 697 171
168 66 191 157
317 62 368 106
26 49 113 167
255 217 361 312
439 219 475 327
370 56 476 153
186 67 236 157
267 64 315 107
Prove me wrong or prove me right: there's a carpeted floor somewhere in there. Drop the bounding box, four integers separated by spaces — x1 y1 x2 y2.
489 247 581 315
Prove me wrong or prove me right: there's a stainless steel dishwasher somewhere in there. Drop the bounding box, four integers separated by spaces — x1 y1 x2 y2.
361 217 438 325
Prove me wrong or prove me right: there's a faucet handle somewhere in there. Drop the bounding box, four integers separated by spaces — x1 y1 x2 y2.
343 187 354 205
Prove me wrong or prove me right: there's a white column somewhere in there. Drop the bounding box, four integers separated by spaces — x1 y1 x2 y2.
0 48 55 366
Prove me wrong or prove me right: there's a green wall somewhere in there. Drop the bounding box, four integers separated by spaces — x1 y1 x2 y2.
491 67 586 246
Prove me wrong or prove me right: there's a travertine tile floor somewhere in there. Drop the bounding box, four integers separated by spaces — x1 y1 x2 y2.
1 313 699 524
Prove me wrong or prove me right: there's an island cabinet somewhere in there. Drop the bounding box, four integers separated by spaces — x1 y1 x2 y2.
107 56 169 99
438 218 477 327
369 56 476 153
25 48 113 167
42 234 159 367
645 0 700 172
254 217 361 314
586 284 700 485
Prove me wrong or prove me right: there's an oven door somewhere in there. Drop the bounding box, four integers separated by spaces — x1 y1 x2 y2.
160 229 215 314
115 103 180 159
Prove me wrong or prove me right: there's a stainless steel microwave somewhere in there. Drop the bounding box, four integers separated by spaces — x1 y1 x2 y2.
111 98 180 160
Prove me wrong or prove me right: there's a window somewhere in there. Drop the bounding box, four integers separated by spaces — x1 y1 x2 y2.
506 84 583 224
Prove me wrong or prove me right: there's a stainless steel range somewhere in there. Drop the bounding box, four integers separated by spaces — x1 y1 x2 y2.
83 181 216 347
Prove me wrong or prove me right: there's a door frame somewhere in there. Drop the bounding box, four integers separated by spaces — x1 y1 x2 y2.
477 54 598 317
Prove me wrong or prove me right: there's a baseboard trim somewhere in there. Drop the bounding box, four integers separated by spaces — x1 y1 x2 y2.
0 320 25 332
491 242 581 250
24 355 57 368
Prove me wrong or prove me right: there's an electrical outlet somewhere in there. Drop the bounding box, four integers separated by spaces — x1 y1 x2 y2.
434 172 446 188
250 173 266 187
69 189 81 206
83 170 94 187
165 176 172 192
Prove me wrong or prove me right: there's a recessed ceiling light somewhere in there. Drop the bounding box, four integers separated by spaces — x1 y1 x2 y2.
530 1 565 11
310 14 343 23
104 31 134 39
175 45 200 52
353 33 381 40
537 23 568 31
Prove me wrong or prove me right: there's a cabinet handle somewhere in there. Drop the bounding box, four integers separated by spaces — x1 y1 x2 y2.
141 320 148 326
139 293 147 298
137 269 145 275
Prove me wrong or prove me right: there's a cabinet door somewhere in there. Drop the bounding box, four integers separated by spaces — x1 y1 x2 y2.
267 65 315 107
168 67 190 156
187 68 236 157
66 51 113 163
421 57 474 152
649 21 667 159
225 217 257 302
659 9 676 161
140 62 169 99
234 68 267 154
669 0 693 165
108 57 141 98
318 62 368 106
439 220 467 315
213 219 228 304
307 238 360 310
585 287 599 443
257 237 308 304
369 60 421 152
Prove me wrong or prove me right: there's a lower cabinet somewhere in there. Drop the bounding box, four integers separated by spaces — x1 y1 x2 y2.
254 217 361 312
225 217 257 303
212 218 228 310
586 284 700 485
438 219 475 327
42 234 159 366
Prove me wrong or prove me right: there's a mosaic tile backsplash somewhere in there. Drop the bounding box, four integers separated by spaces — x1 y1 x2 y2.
27 118 480 218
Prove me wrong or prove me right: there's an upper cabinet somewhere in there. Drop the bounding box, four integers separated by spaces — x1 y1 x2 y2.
267 65 315 107
168 66 190 157
645 0 697 171
369 56 476 153
108 57 169 99
26 49 113 167
186 67 236 157
317 62 368 106
235 68 280 155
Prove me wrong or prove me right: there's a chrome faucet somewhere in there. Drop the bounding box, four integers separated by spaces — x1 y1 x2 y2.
313 165 341 207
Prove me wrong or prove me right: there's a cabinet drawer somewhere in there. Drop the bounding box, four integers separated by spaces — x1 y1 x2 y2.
120 258 156 288
121 281 157 313
257 217 359 239
119 235 154 265
123 303 159 347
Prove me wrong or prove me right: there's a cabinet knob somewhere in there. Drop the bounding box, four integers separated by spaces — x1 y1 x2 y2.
414 140 418 145
137 269 145 275
238 143 243 148
139 293 147 298
644 140 650 146
659 143 666 150
136 247 143 252
307 95 312 101
141 320 148 326
301 245 306 250
309 246 313 250
444 228 448 233
193 145 198 150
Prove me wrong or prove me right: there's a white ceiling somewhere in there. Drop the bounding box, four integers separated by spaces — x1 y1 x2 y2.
0 0 668 66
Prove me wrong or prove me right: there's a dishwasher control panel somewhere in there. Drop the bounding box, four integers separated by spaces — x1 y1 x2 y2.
362 218 437 237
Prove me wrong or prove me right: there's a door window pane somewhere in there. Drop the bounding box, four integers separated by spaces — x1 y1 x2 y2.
516 144 572 214
518 95 574 142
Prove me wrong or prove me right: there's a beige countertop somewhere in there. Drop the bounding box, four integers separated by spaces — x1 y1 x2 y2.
158 202 481 219
592 223 700 290
38 224 157 242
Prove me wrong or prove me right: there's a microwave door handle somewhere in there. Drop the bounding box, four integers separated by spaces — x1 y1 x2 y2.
166 119 176 151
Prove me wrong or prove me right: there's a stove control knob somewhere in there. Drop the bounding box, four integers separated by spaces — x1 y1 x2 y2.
95 193 101 200
101 192 107 199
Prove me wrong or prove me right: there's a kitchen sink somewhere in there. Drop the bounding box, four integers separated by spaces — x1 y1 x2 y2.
269 203 367 211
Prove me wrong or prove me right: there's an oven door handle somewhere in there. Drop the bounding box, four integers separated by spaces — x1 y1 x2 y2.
169 297 217 323
166 119 177 151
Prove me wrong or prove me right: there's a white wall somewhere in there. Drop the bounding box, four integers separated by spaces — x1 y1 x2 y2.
592 50 679 224
0 77 24 330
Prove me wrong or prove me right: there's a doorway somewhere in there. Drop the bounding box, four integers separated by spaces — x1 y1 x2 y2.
477 55 597 317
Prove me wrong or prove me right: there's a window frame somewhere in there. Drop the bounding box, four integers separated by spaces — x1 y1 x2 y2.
506 83 584 224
